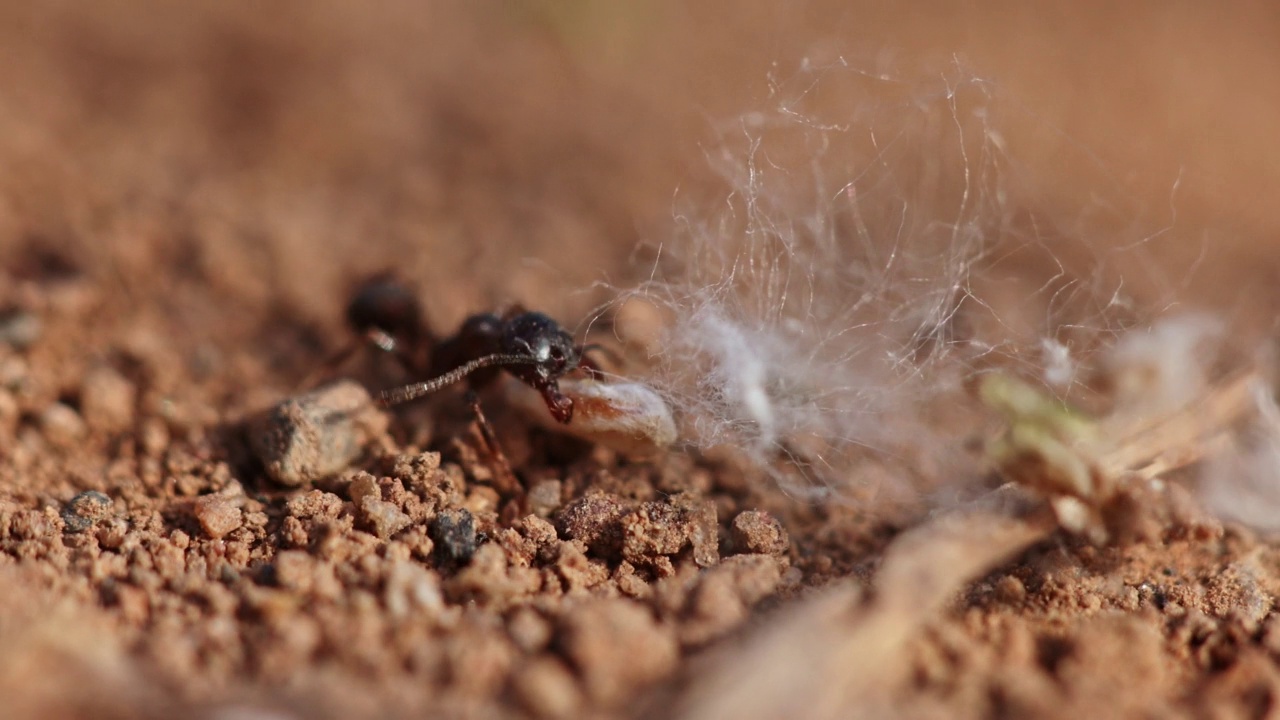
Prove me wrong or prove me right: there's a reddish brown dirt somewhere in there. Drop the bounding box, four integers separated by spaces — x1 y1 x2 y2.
3 4 1280 719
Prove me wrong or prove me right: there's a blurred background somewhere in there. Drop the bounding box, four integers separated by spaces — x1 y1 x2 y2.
0 0 1276 406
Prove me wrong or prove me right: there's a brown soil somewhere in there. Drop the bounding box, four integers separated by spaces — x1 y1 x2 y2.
3 4 1280 719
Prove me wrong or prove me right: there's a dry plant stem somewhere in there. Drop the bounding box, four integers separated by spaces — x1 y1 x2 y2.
1098 370 1259 481
672 373 1263 720
673 508 1056 720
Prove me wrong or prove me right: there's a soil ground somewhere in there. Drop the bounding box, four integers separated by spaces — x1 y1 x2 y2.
3 3 1280 719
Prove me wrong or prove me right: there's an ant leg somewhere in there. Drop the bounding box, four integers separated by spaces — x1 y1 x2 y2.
297 341 362 391
365 328 430 377
299 328 425 391
464 390 521 498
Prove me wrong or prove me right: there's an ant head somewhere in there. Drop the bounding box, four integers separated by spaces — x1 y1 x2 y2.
346 274 424 342
501 311 580 382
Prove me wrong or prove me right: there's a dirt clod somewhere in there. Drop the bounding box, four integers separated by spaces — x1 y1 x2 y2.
558 598 679 706
79 365 136 432
731 510 790 556
677 555 786 646
527 478 563 518
361 497 411 540
512 656 583 719
556 492 631 559
620 495 719 570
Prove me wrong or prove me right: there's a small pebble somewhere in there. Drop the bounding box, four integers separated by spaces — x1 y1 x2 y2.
0 308 41 350
61 490 114 533
995 575 1028 605
730 510 790 555
526 479 562 518
139 416 170 456
430 508 478 567
248 381 388 486
346 471 379 507
0 388 18 430
80 365 136 432
361 497 411 540
193 496 243 539
39 402 87 447
512 656 583 719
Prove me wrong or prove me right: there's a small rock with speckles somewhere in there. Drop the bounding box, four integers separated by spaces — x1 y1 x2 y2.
62 490 114 533
248 381 388 486
430 508 478 567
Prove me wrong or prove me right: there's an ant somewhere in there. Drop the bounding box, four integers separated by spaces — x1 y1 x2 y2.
331 273 605 490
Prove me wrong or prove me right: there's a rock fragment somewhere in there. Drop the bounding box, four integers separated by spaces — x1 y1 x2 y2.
61 490 114 533
80 365 136 432
556 492 630 559
430 508 478 567
512 656 583 719
730 510 790 555
193 496 243 539
0 307 41 349
248 381 387 486
40 402 86 447
620 495 719 569
558 599 678 705
361 498 411 540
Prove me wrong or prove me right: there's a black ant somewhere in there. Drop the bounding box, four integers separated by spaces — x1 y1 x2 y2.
330 273 604 489
381 309 592 422
342 273 598 420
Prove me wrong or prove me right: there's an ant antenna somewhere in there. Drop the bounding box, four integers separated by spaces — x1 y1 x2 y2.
378 353 537 406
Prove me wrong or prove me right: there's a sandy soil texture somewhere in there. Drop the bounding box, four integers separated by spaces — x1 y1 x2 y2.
3 3 1280 719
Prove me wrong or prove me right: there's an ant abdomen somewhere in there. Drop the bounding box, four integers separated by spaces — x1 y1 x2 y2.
345 274 431 351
